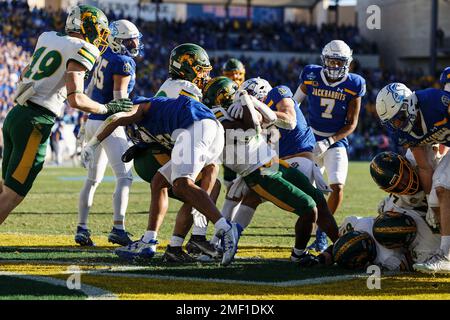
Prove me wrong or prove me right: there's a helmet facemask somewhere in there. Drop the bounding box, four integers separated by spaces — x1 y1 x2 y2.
80 12 110 55
385 96 417 134
192 64 213 90
321 55 351 80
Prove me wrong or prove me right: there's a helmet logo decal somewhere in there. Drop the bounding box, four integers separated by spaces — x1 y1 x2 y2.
387 83 407 104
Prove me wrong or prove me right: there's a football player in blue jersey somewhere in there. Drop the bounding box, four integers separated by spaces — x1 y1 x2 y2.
293 40 366 252
81 95 242 266
75 20 143 247
375 82 450 273
441 67 450 93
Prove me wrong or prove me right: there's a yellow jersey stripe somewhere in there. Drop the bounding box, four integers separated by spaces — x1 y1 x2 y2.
214 111 224 119
344 88 357 96
435 118 448 126
12 127 42 184
78 49 96 65
303 80 314 85
154 153 170 166
180 90 199 101
251 184 296 212
267 100 274 108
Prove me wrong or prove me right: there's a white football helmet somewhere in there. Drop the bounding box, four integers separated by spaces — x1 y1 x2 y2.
321 40 353 80
239 77 272 101
108 20 143 57
376 83 417 134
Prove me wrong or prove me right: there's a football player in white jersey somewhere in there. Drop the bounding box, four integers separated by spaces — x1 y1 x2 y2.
0 5 133 225
203 77 339 260
75 20 143 247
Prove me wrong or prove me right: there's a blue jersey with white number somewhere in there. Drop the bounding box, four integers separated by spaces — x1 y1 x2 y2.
300 64 366 148
88 47 136 121
132 95 216 149
392 88 450 147
264 86 315 158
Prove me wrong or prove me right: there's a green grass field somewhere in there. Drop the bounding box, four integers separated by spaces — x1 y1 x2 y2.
1 162 449 300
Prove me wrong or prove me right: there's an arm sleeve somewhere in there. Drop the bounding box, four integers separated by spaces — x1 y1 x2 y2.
71 43 100 72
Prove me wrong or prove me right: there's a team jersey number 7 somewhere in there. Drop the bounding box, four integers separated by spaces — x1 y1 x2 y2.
320 98 335 119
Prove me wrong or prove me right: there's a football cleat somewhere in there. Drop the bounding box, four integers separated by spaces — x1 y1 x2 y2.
290 249 310 262
162 245 196 263
413 251 450 274
74 226 95 246
186 235 220 258
108 227 133 246
217 222 242 266
114 237 158 262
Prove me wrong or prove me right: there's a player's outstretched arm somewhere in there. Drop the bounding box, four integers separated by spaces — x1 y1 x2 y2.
65 60 132 114
273 98 296 130
410 146 434 194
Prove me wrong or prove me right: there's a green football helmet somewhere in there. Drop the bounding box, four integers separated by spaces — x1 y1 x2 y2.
332 230 377 270
202 76 238 108
169 43 212 89
373 211 417 249
65 5 110 54
370 151 420 195
222 58 246 87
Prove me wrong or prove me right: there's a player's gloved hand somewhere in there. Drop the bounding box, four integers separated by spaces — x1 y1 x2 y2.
312 137 335 158
228 102 244 119
81 137 100 169
192 209 208 229
227 176 249 200
122 144 144 163
105 98 133 114
76 123 86 152
425 207 440 230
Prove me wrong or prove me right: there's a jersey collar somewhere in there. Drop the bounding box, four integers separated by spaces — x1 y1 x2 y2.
320 69 348 87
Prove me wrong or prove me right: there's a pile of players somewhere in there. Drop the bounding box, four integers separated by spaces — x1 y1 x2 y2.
1 4 449 273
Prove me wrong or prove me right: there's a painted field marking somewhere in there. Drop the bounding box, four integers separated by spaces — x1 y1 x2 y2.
0 271 118 300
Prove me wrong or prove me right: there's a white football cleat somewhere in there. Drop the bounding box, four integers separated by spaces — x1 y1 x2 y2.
217 222 242 266
413 251 450 274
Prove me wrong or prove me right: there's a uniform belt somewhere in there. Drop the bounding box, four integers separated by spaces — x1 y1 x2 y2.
25 100 57 118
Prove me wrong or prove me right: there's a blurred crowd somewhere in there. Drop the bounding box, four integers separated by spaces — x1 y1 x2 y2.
0 1 442 162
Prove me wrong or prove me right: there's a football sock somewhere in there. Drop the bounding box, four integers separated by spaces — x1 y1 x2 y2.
293 248 305 256
221 199 241 220
170 235 184 247
78 178 100 226
112 177 132 227
192 225 208 236
215 217 231 233
232 205 255 229
143 231 157 243
77 223 88 230
113 224 124 231
440 236 450 259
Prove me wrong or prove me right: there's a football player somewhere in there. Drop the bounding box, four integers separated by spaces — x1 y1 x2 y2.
222 58 246 87
219 58 247 224
441 67 450 93
123 43 216 261
375 82 450 273
81 95 241 266
203 76 339 262
233 77 330 258
293 40 366 252
75 19 143 247
0 5 133 225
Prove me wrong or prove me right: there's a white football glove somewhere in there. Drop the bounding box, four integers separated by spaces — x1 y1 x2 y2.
227 176 249 200
81 137 100 169
192 209 208 229
425 207 440 230
228 102 244 119
313 137 335 159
